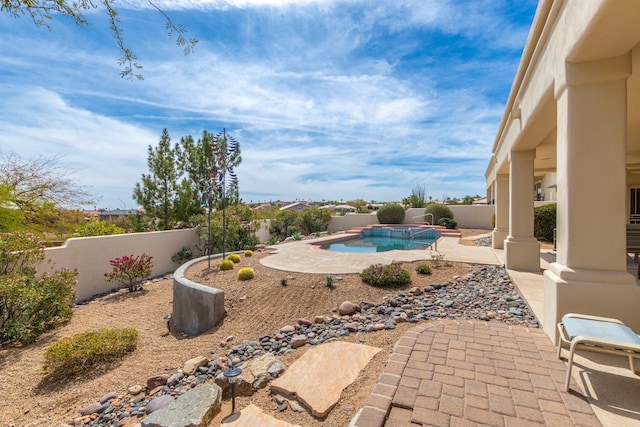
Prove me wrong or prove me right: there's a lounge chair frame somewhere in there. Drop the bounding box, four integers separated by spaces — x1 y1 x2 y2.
556 313 640 392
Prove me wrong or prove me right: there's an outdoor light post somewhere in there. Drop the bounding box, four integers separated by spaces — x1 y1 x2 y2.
223 366 242 414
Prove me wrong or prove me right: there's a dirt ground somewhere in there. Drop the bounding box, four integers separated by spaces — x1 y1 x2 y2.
0 229 491 427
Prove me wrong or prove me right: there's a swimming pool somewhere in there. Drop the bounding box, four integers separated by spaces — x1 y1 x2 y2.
319 226 440 253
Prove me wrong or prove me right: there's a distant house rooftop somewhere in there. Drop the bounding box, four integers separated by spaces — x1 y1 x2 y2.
279 202 310 212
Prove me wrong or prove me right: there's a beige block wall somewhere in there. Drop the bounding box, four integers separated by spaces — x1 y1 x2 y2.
37 229 200 302
328 213 379 232
327 206 496 232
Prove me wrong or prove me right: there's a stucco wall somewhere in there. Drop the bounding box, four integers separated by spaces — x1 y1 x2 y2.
326 206 495 232
37 229 200 302
328 213 379 232
173 254 226 335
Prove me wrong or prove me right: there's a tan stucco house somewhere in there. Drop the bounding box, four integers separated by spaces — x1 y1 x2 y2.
485 0 640 339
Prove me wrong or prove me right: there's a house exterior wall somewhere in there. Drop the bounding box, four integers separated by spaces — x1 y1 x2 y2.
486 0 640 338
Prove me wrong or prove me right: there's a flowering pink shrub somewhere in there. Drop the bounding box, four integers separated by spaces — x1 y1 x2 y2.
360 262 411 287
104 254 154 292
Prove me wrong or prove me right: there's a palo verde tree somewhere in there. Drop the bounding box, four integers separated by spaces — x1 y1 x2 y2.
0 152 93 233
133 129 181 230
2 0 197 80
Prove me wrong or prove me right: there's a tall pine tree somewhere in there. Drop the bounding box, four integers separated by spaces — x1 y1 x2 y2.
133 129 180 230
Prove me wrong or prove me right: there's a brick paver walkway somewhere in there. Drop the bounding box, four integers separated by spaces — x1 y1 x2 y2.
353 320 602 427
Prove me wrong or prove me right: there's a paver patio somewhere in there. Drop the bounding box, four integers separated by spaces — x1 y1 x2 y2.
351 320 601 426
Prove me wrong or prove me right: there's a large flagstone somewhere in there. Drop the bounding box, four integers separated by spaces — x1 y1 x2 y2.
270 341 381 417
221 404 301 426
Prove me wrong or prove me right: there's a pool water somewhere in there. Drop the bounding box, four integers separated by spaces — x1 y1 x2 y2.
320 227 440 253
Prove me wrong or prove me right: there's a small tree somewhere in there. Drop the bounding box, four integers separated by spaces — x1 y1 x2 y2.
133 129 181 230
104 254 154 292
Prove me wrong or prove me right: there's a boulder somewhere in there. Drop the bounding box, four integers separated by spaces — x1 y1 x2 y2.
338 301 358 315
142 384 222 427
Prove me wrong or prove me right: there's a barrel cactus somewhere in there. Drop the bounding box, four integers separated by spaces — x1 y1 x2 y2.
238 267 255 280
219 259 234 271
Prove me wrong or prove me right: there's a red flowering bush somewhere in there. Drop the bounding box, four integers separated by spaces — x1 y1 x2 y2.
104 254 154 292
360 262 411 287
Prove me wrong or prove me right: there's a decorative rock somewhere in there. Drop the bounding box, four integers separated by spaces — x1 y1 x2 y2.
99 391 118 404
291 335 307 349
79 402 102 416
281 325 295 333
144 394 175 415
297 318 313 326
142 384 222 427
359 301 375 310
344 322 359 332
290 400 305 412
128 385 143 395
338 301 358 315
314 315 328 324
215 353 285 397
146 374 169 390
167 372 184 387
183 356 209 375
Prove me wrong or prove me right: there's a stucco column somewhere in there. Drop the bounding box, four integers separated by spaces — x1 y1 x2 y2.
492 174 509 249
544 54 640 337
504 150 540 271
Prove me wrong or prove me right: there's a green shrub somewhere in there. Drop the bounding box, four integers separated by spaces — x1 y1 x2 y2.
43 328 138 377
104 254 153 292
376 204 406 224
424 204 454 224
74 219 125 237
270 210 300 240
534 203 556 242
0 231 44 276
298 208 332 234
244 250 253 257
172 246 193 264
0 231 77 345
219 259 234 270
291 232 302 240
268 236 280 245
438 217 458 229
415 264 432 275
361 263 411 287
1 270 77 345
237 267 255 280
227 253 241 263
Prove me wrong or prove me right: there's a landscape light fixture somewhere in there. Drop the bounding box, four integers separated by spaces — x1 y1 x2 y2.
223 366 242 414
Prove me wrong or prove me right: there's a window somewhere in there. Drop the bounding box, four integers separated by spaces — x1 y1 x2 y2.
630 188 640 224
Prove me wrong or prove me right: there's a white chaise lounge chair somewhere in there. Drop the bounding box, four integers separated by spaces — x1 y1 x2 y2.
556 313 640 392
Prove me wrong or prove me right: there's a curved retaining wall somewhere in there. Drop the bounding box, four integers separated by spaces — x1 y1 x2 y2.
173 254 226 336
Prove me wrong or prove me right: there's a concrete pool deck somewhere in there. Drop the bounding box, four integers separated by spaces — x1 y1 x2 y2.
260 234 502 275
260 234 640 426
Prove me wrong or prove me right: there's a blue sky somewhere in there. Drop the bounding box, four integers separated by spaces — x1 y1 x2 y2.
0 0 538 210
